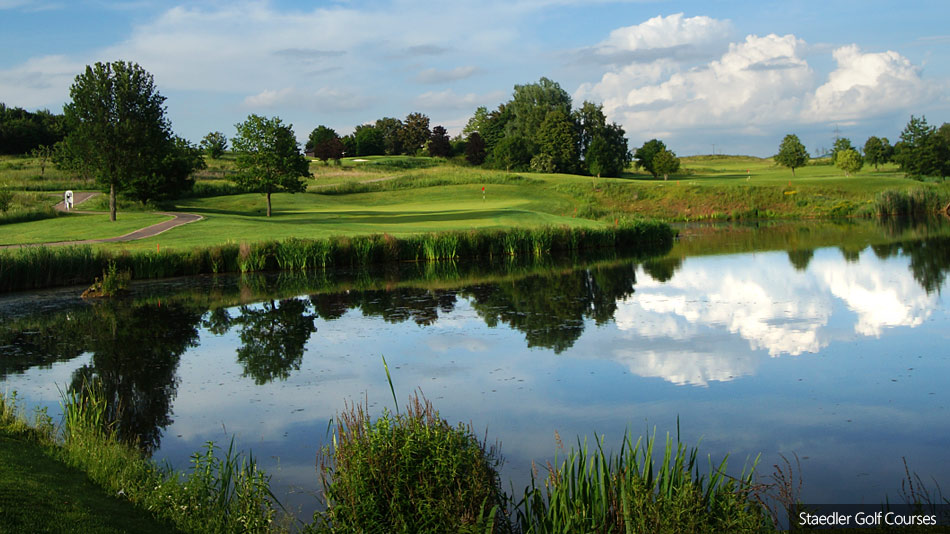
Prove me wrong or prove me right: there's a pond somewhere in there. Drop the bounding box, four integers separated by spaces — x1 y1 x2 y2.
1 217 949 523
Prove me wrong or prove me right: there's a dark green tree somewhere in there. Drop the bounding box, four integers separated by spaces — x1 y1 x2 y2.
61 61 173 221
124 135 205 205
308 125 344 163
535 109 579 174
233 299 317 385
231 114 310 217
492 135 531 172
201 131 227 159
480 104 512 156
586 123 630 178
374 117 405 155
892 115 948 178
775 134 809 176
354 124 385 156
634 139 667 178
863 136 892 170
573 101 607 157
428 125 452 158
465 132 486 165
652 148 680 180
830 137 854 162
401 112 431 154
306 125 337 152
0 103 66 155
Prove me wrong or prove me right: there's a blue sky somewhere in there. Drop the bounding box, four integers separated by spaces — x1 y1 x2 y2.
1 0 948 156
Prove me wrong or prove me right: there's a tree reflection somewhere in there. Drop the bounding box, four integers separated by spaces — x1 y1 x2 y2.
902 236 950 294
787 249 814 271
462 264 637 353
69 300 202 453
233 298 317 385
640 257 683 283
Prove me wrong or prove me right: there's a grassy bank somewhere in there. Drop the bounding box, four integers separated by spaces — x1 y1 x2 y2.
0 221 673 292
0 422 178 533
0 388 283 534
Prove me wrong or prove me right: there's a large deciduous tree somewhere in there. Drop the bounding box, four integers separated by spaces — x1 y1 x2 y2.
775 134 809 176
427 125 452 158
507 77 572 146
308 125 344 163
634 139 667 178
465 132 486 165
231 114 310 217
201 131 227 159
124 136 205 205
374 117 405 155
62 61 175 221
652 149 680 180
401 112 431 154
535 110 579 174
863 136 892 170
834 148 863 177
353 124 384 156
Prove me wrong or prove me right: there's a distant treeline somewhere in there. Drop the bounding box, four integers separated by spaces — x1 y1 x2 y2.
0 103 66 155
303 77 633 178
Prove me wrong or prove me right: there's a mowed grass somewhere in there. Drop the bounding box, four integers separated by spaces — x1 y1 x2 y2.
110 182 595 251
0 211 171 245
0 429 177 534
2 154 946 249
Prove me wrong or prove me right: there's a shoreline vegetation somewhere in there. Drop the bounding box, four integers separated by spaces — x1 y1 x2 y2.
4 384 948 533
0 221 673 293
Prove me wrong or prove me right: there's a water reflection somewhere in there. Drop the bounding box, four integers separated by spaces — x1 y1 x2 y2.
0 221 948 495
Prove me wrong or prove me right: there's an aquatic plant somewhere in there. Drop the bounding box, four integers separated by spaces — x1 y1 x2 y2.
315 391 507 533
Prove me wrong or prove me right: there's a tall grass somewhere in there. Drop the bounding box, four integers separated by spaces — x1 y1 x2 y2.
314 391 507 533
0 221 674 292
515 431 772 533
53 382 282 533
874 188 950 217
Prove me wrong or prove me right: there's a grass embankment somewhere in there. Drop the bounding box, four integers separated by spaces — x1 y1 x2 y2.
0 388 282 534
0 427 178 533
0 221 673 292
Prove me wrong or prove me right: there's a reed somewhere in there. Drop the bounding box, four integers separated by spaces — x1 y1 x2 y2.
874 188 949 217
314 390 507 533
57 382 282 533
0 221 673 293
515 430 772 533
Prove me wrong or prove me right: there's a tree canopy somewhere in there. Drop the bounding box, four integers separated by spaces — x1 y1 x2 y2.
652 148 680 180
834 148 863 177
427 125 452 158
634 139 667 178
775 134 809 175
61 61 193 221
201 131 227 159
0 103 66 155
893 115 950 178
401 112 431 154
863 136 892 170
231 114 310 217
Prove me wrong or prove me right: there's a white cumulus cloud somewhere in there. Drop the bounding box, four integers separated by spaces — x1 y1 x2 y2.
804 45 936 122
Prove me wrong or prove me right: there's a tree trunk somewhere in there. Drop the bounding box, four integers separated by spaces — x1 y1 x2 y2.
791 168 796 176
266 191 272 217
110 182 117 221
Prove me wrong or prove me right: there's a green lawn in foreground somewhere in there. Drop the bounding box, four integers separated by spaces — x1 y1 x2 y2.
0 211 171 245
0 429 176 534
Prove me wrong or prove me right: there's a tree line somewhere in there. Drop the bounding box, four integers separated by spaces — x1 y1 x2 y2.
776 116 950 178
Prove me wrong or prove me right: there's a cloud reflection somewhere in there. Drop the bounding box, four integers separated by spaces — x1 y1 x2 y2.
610 250 937 386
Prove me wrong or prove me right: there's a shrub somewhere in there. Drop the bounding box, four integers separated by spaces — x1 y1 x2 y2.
315 392 507 533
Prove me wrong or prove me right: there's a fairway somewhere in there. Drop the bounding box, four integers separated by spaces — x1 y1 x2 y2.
77 181 592 251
